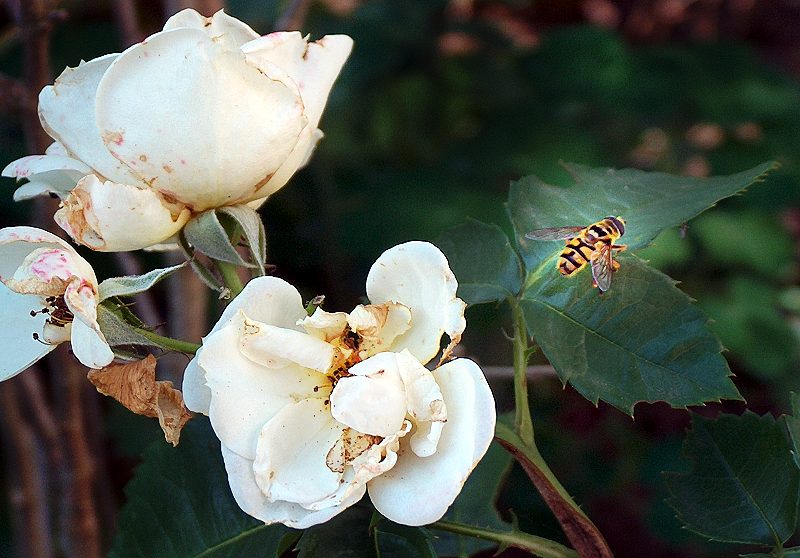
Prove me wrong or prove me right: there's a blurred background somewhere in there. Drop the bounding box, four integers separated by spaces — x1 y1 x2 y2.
1 0 800 556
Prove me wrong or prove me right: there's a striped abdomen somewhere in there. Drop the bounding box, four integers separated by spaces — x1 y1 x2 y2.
557 218 622 276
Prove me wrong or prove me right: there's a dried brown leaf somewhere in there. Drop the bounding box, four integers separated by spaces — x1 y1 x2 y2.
88 354 191 446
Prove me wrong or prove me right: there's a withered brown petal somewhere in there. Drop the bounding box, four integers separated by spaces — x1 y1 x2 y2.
87 354 192 446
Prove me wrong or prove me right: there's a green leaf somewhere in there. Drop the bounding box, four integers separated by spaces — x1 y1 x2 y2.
373 519 437 558
664 412 800 547
436 219 524 305
218 205 267 274
110 417 293 558
786 393 800 470
97 304 163 350
297 505 375 558
434 442 511 556
508 162 776 272
183 209 255 268
508 163 774 411
521 254 740 412
98 263 186 301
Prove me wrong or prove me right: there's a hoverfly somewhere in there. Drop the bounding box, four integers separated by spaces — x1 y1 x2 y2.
525 216 627 293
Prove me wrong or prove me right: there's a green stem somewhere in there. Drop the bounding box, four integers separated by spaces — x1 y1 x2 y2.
216 260 244 298
132 327 200 355
509 296 535 446
429 520 578 558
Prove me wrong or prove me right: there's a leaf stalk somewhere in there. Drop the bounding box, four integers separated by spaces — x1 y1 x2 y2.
429 519 578 558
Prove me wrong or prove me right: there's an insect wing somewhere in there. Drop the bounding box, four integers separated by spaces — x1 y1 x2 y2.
525 226 584 241
590 243 614 292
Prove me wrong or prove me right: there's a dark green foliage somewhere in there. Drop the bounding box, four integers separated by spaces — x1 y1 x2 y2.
665 412 800 547
436 219 523 305
110 418 293 558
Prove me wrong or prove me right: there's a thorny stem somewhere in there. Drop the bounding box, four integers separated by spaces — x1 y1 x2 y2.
216 260 244 299
429 520 578 558
509 296 535 446
132 326 201 355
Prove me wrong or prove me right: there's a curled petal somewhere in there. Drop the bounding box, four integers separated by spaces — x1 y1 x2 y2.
330 352 407 438
367 359 495 526
0 227 96 288
239 316 335 373
63 282 113 369
222 445 362 529
0 285 57 381
347 302 411 357
394 350 446 457
200 314 327 459
2 154 91 179
3 154 91 202
163 9 259 50
300 308 348 342
95 27 305 210
253 398 345 506
183 277 308 415
54 175 190 252
38 54 146 186
367 241 466 365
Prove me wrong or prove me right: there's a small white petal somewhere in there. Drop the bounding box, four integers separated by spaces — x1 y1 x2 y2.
163 9 259 50
13 175 80 201
69 315 113 369
253 398 345 506
222 445 362 528
54 175 190 252
38 54 145 186
2 154 91 179
330 352 407 438
0 285 57 381
200 315 328 459
95 27 305 210
299 307 348 342
63 282 113 369
393 350 446 457
367 241 466 365
347 302 411 358
239 316 335 373
367 359 495 526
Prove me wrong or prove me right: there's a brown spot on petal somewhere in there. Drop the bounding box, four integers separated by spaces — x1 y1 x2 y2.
162 164 174 174
139 154 148 162
87 355 192 447
325 428 384 473
252 172 275 193
103 131 124 146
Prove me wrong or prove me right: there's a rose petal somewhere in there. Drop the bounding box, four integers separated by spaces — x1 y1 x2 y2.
38 54 146 186
54 175 190 252
242 33 353 130
367 358 495 526
2 154 91 179
163 9 259 50
253 398 345 506
200 314 328 459
222 445 362 528
0 227 96 288
239 316 335 373
95 27 305 210
300 307 348 342
366 241 466 365
347 302 411 358
183 276 307 415
64 281 113 369
251 124 322 198
0 285 57 381
330 352 407 437
394 350 446 457
13 174 83 201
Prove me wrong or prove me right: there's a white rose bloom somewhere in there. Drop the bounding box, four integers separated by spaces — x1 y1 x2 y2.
2 9 353 252
0 226 113 381
183 241 496 528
